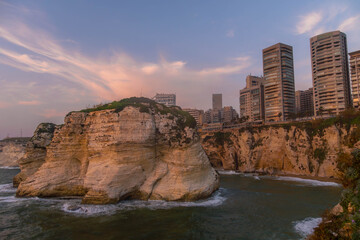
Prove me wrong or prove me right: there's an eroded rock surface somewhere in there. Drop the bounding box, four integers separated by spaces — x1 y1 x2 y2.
15 104 219 204
0 137 30 167
201 125 357 179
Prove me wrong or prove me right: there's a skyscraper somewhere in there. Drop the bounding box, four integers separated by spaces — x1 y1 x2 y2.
295 88 314 117
310 31 351 116
239 75 265 122
212 94 222 110
262 43 296 121
350 50 360 109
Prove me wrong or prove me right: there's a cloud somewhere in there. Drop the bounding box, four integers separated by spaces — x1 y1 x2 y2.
0 10 252 106
18 100 41 105
40 109 66 118
0 101 10 109
226 30 235 38
296 12 323 35
338 15 360 32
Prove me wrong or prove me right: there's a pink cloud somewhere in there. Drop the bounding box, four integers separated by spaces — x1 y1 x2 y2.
18 100 41 105
40 109 66 118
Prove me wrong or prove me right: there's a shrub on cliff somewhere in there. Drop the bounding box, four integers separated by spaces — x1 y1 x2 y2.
69 97 196 129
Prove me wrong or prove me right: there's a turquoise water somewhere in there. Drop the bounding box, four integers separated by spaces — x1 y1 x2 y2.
0 169 342 240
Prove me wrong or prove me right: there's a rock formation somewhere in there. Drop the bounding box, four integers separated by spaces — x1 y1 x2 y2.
15 98 219 204
201 124 359 179
0 137 30 167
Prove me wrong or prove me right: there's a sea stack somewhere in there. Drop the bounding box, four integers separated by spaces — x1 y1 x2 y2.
14 97 219 204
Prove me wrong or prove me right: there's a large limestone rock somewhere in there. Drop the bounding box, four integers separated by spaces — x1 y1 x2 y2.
201 125 354 179
0 137 30 167
15 100 219 204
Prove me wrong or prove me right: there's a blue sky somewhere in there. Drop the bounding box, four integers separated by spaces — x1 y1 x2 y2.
0 0 360 139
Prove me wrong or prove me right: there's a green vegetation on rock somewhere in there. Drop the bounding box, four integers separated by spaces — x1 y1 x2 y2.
69 97 196 129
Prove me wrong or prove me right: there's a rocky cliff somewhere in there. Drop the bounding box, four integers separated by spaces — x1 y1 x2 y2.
0 137 30 167
15 98 219 204
201 123 360 179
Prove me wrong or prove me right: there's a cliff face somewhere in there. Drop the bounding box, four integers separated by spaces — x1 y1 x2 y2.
15 104 219 204
0 137 30 167
201 125 359 178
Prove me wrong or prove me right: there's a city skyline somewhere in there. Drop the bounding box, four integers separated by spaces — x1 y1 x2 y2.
0 0 360 138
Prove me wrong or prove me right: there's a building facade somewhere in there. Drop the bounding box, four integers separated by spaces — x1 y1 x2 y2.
295 88 314 117
222 106 238 123
263 43 296 122
310 31 351 116
212 94 222 110
182 108 204 126
239 75 265 122
350 50 360 109
153 93 176 106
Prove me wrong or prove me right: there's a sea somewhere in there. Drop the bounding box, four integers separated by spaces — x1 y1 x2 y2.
0 168 342 240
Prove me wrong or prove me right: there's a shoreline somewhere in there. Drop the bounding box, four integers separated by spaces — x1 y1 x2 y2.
217 169 342 184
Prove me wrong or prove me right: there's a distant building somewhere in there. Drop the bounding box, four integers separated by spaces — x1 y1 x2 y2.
182 108 204 126
350 50 360 108
295 88 314 117
239 75 265 122
204 109 221 123
263 43 296 122
222 106 238 123
153 93 176 106
212 94 222 110
310 31 351 116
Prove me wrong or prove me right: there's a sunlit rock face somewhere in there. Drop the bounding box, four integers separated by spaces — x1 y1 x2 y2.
15 101 219 204
201 125 356 179
0 137 30 168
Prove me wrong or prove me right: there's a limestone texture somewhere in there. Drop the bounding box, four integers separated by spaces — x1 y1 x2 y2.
15 103 219 204
200 125 358 179
0 137 30 167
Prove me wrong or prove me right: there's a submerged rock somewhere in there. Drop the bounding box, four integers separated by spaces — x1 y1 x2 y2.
14 98 219 204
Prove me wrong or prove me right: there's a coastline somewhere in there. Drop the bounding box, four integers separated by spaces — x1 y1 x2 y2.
216 169 342 184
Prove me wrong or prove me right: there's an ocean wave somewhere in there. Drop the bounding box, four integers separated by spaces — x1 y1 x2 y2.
0 183 17 193
62 188 227 216
293 217 322 239
0 166 20 169
271 176 341 187
217 170 242 175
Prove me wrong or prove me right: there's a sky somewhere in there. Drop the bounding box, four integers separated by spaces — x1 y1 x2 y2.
0 0 360 139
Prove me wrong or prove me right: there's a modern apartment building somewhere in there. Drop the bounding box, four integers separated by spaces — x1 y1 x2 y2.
212 94 222 110
295 88 314 117
350 50 360 108
222 106 238 123
239 75 265 122
310 31 351 116
262 43 296 121
182 108 204 126
153 93 176 106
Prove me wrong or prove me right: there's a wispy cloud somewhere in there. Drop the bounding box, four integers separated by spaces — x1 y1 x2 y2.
226 30 235 38
338 15 360 32
40 109 66 118
294 4 359 37
18 100 41 105
0 6 251 105
296 12 323 35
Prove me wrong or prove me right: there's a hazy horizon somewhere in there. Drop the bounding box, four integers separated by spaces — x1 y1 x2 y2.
1 0 360 139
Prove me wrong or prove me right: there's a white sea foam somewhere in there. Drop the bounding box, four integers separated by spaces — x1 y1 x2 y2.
0 166 20 169
62 188 227 216
294 217 322 238
0 183 17 193
272 176 341 187
217 170 242 175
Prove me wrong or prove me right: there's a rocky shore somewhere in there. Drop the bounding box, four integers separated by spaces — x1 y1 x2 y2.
0 137 30 167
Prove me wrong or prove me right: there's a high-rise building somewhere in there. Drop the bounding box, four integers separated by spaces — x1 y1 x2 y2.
212 94 222 110
222 106 238 123
182 108 204 126
295 88 314 117
310 31 351 116
350 50 360 108
239 75 265 122
153 93 176 106
263 43 296 121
